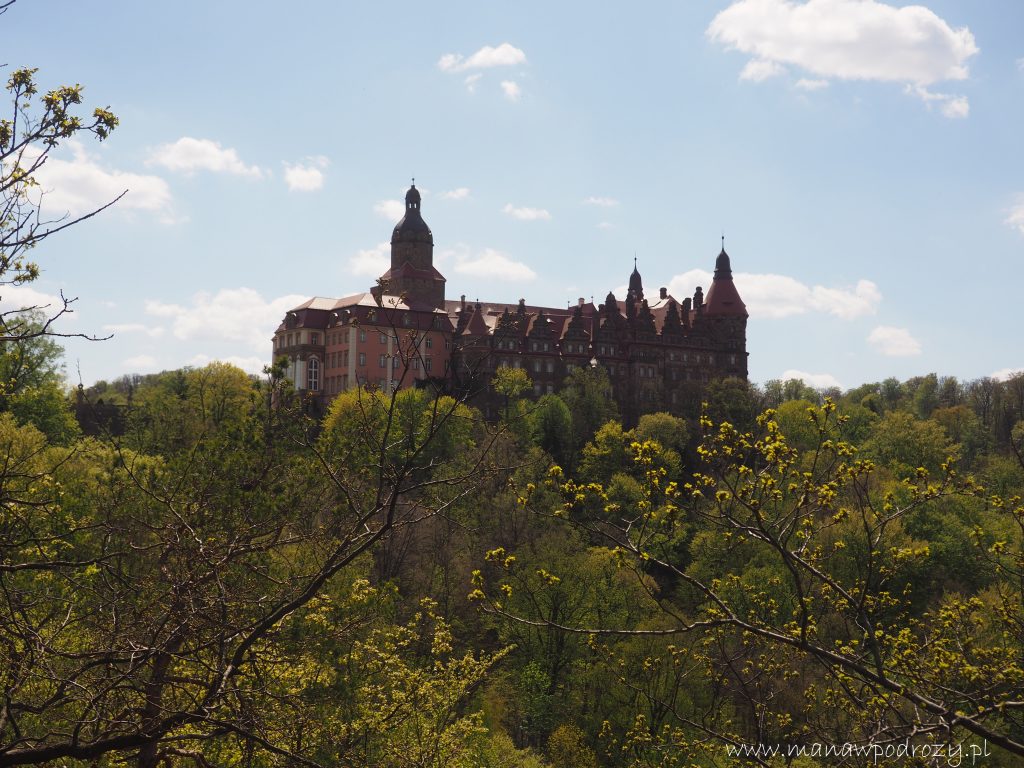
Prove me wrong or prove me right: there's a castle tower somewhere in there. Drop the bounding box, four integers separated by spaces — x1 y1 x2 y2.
702 243 746 317
702 241 748 379
628 259 644 301
377 182 446 309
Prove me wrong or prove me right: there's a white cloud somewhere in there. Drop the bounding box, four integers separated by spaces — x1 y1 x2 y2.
453 248 536 281
349 242 390 277
708 0 977 115
597 221 613 230
123 355 159 372
780 369 843 389
464 73 483 93
583 196 619 207
438 43 527 73
26 141 174 220
795 78 829 91
668 269 881 320
374 199 405 222
992 368 1024 382
910 85 969 118
741 58 785 82
1005 198 1024 235
867 325 922 356
149 137 264 178
502 203 551 221
501 80 522 101
103 323 165 338
189 353 267 375
283 155 329 192
0 284 66 314
441 187 471 200
145 288 307 353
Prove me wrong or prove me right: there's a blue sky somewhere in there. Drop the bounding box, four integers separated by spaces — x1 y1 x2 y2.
5 0 1023 390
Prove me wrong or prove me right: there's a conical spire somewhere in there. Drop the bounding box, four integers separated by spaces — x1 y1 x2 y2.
628 257 644 300
704 239 747 316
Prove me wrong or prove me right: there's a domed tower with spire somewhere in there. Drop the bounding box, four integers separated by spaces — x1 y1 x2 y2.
701 237 749 378
375 182 446 309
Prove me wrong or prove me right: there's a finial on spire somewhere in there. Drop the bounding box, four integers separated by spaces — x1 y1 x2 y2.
412 176 415 186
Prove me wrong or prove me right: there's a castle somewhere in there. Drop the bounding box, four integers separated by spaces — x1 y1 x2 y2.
273 184 748 423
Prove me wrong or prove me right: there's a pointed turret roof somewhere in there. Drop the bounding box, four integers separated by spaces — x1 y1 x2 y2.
628 258 644 300
703 243 747 317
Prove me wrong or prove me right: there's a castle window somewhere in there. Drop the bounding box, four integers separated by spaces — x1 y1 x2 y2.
729 354 737 365
543 342 550 352
359 330 367 343
546 384 554 394
412 359 420 371
368 310 376 322
425 358 432 372
532 360 541 373
358 352 366 366
403 314 412 327
380 333 387 344
311 333 319 345
307 357 320 392
426 337 433 349
546 361 554 373
379 355 386 368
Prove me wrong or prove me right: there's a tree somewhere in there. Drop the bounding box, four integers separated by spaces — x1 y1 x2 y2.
529 393 573 467
1 60 119 341
0 310 77 442
474 401 1024 764
0 368 503 767
560 366 618 457
635 411 689 456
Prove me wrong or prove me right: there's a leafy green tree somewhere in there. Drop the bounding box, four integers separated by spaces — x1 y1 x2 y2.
0 312 77 442
529 393 573 467
474 401 1024 764
0 361 504 767
703 376 760 430
932 404 990 466
635 411 689 456
547 724 597 768
560 366 618 456
862 409 956 475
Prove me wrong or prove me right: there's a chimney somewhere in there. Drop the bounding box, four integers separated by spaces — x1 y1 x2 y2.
460 294 466 310
660 286 667 300
578 297 585 306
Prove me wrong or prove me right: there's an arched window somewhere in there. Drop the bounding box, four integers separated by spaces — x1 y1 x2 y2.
307 357 320 391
